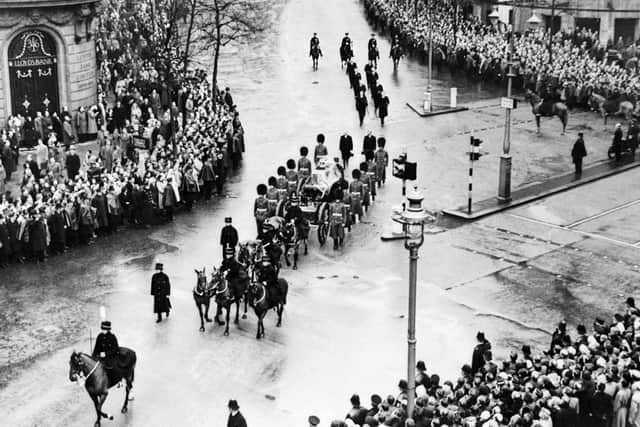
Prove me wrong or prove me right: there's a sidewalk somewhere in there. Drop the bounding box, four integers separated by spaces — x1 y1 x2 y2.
443 155 640 220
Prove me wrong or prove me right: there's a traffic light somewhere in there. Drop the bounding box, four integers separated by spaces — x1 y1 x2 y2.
392 156 405 179
470 137 483 161
404 161 417 180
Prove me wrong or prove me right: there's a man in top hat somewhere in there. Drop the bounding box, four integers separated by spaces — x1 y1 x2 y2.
151 263 171 323
220 216 239 254
227 399 247 427
92 320 119 366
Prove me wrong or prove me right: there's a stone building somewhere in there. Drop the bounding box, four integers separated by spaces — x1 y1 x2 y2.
480 0 640 45
0 0 100 127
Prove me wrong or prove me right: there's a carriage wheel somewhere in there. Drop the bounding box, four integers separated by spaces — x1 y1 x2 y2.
317 202 329 246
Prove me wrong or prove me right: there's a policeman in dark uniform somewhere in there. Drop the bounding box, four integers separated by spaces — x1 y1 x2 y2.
368 33 377 51
92 321 119 365
341 32 352 49
220 217 239 253
220 245 244 283
256 255 279 303
309 32 320 56
151 263 171 323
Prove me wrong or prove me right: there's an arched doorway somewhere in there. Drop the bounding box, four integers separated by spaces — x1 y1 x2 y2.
8 29 60 118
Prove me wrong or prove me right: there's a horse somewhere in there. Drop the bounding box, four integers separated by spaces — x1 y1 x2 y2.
69 349 136 426
280 220 308 270
390 45 403 70
213 266 251 336
248 279 289 339
340 44 354 68
589 93 635 124
193 267 216 332
524 89 569 135
310 45 322 71
368 45 379 68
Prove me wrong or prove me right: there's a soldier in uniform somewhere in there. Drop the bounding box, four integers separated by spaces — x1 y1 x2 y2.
220 245 244 283
151 263 171 323
341 183 352 232
285 159 298 197
359 162 372 212
92 320 119 367
297 146 312 179
220 217 239 254
314 134 328 166
374 137 389 187
254 184 269 239
349 169 364 223
256 255 280 305
329 188 345 250
284 194 309 240
266 176 279 217
341 32 352 50
364 152 377 202
275 166 288 203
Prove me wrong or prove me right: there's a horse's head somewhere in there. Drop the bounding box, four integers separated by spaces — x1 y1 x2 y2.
194 267 207 291
69 351 84 382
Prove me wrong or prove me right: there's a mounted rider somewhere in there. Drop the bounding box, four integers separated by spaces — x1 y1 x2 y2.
309 32 320 56
284 194 309 240
256 255 281 305
92 320 119 368
220 245 245 283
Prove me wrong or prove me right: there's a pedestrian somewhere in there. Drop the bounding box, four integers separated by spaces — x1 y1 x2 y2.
471 331 491 374
63 115 75 148
254 184 269 239
65 146 81 180
150 262 171 323
613 123 624 162
362 131 376 159
220 217 239 253
2 141 16 181
314 133 328 166
355 92 368 127
571 132 587 175
227 399 247 427
378 89 390 127
339 132 353 169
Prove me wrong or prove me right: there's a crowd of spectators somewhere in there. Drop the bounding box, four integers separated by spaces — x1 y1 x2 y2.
0 0 244 266
363 0 640 109
329 297 640 427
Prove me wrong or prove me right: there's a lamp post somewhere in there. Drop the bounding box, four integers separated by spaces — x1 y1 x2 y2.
498 0 517 202
391 187 431 422
425 0 433 113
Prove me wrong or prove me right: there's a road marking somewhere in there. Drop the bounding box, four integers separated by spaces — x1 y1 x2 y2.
566 199 640 228
507 213 638 249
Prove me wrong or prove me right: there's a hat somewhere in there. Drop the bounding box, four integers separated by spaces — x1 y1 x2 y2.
225 217 232 223
155 263 163 270
308 415 320 426
417 360 426 370
101 321 111 331
371 394 382 405
476 331 485 340
228 399 239 410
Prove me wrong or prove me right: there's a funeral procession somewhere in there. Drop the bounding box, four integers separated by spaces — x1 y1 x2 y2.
5 0 640 425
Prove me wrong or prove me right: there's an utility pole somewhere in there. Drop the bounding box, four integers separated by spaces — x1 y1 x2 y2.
424 0 433 112
549 0 556 64
498 0 516 202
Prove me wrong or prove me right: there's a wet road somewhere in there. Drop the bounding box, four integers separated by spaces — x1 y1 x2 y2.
2 0 639 425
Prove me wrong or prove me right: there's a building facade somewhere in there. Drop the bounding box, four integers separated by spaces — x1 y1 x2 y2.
481 0 640 46
0 0 100 126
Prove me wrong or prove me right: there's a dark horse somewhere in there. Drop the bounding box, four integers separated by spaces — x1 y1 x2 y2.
69 349 136 427
281 220 308 270
340 43 354 68
310 45 322 71
213 267 251 336
390 45 403 70
238 240 262 280
193 268 215 332
248 279 289 339
525 89 569 135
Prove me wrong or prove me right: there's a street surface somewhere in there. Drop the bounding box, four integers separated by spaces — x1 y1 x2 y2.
2 0 639 425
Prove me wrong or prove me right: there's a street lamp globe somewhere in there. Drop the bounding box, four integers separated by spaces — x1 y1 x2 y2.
527 13 542 29
400 187 430 249
488 10 500 27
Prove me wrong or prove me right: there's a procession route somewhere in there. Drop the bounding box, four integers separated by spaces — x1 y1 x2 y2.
565 198 640 228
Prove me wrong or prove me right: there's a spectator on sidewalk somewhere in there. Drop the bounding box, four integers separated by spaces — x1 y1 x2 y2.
571 132 587 175
65 146 81 180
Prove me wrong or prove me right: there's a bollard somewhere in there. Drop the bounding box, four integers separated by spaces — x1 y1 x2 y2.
423 92 432 113
450 87 457 108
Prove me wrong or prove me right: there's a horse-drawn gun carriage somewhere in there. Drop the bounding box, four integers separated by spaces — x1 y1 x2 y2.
276 156 345 246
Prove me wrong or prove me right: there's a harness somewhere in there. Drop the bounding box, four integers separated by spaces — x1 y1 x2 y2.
215 279 228 295
255 284 267 305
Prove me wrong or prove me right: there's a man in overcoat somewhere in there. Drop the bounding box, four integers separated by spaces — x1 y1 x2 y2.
571 132 587 175
220 217 239 253
151 263 171 323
